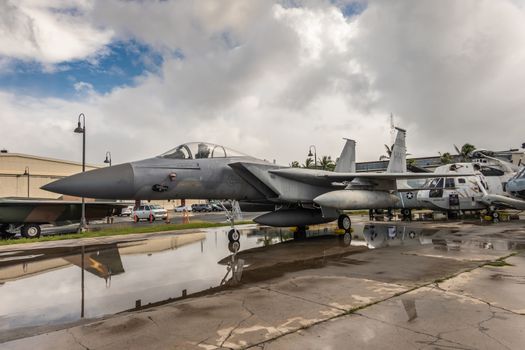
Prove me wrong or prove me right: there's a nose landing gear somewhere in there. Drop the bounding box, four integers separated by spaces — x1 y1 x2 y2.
222 200 243 243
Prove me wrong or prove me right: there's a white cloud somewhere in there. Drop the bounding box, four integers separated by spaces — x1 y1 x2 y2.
0 0 112 64
1 0 525 167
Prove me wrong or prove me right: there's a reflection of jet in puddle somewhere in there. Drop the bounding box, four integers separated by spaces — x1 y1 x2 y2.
0 244 126 283
401 298 418 322
363 224 519 252
220 242 245 286
0 233 206 284
362 224 426 249
217 236 363 286
63 246 125 281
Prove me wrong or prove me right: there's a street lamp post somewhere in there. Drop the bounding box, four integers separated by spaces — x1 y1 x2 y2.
104 151 112 166
308 145 317 169
23 166 30 198
74 113 86 232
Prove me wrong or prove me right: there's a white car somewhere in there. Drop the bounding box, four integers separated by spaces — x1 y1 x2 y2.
175 205 191 212
120 205 134 216
133 204 168 222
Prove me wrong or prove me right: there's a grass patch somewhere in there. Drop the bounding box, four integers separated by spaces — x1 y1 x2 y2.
484 259 514 267
0 221 254 246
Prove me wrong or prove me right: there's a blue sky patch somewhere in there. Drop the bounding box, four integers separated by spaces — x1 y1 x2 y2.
334 1 367 18
0 41 164 98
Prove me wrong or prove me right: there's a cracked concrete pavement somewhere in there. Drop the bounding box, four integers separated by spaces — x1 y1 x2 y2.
2 221 525 349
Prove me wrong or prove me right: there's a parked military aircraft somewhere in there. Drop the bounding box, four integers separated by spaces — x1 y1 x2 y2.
42 129 464 241
417 160 525 220
0 198 126 238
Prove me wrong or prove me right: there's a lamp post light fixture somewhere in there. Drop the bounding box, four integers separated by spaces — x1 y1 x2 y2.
104 151 112 166
308 145 317 169
74 113 87 232
23 166 30 198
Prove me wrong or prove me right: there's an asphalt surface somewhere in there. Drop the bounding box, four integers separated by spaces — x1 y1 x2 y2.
2 218 525 349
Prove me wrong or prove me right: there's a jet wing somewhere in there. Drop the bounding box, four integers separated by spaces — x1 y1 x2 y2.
268 168 474 190
228 162 281 199
0 199 128 224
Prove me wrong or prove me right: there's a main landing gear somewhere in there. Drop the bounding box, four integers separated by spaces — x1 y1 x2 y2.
487 206 500 223
337 214 352 245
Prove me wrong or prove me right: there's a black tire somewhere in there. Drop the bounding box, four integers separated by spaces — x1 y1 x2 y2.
228 229 240 242
228 241 240 253
0 224 12 240
21 224 41 238
338 231 352 247
492 212 499 219
337 215 351 232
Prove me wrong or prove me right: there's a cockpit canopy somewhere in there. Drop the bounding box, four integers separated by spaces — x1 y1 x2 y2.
514 167 525 179
159 142 248 159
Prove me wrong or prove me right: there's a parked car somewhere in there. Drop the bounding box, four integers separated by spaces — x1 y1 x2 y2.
133 204 168 222
120 205 134 216
191 203 212 212
175 205 191 212
211 203 224 212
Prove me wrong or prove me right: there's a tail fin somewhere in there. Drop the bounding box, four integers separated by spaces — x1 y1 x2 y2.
386 127 407 173
335 138 356 173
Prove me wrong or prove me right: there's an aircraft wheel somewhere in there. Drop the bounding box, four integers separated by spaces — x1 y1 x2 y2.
228 229 240 242
338 214 352 232
0 224 11 239
21 224 41 238
228 241 240 253
338 231 352 247
492 212 499 219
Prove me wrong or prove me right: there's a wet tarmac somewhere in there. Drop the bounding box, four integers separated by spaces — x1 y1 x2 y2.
2 219 525 349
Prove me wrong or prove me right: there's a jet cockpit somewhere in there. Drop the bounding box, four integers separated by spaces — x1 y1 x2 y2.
507 166 525 199
159 142 248 159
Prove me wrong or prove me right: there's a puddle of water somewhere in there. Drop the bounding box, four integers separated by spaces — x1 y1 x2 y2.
0 225 346 335
1 221 522 337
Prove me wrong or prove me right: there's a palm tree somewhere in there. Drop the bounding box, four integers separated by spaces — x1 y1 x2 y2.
303 157 314 168
379 144 393 161
290 161 300 168
319 155 335 171
454 143 476 161
439 152 453 164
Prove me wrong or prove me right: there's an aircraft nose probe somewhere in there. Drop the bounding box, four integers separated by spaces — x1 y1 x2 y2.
41 163 136 199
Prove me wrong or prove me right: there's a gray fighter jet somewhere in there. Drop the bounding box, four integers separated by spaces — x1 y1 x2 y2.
42 130 461 241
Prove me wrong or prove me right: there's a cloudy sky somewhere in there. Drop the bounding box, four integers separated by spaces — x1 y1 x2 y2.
1 0 524 166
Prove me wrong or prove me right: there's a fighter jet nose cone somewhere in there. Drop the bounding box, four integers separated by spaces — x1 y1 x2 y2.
41 163 136 199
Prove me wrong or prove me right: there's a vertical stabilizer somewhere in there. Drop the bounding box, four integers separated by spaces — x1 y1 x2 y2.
386 127 407 173
335 138 356 173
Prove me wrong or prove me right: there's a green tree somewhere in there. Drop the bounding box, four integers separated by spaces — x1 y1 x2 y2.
439 152 453 164
303 157 314 168
290 161 300 168
454 143 476 161
319 155 335 171
379 144 393 161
